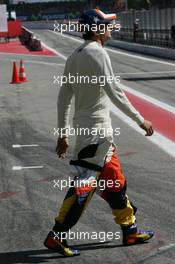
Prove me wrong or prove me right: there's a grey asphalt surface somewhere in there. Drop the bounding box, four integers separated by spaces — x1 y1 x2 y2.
0 30 175 264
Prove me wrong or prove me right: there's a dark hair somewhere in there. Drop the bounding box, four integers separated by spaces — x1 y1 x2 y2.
82 30 95 40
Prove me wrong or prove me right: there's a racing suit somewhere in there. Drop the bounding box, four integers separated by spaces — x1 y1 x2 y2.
53 40 144 232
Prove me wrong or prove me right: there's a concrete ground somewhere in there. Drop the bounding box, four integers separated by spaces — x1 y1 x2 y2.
0 30 175 264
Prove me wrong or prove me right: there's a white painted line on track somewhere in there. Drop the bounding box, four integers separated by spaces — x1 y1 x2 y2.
119 70 175 75
106 46 175 67
138 242 175 263
49 30 82 44
158 243 175 252
0 57 64 67
23 60 64 67
119 82 175 115
0 51 57 58
49 30 175 67
111 105 175 158
12 165 44 170
12 144 39 148
41 41 67 60
16 89 29 92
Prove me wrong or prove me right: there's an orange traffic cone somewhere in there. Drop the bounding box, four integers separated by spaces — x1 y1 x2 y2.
19 59 28 82
10 62 21 84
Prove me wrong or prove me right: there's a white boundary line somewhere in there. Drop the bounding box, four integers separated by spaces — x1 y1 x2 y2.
25 60 64 67
111 105 175 158
119 70 175 75
0 57 64 67
12 144 39 148
49 30 175 67
0 51 57 58
50 30 82 44
12 165 44 170
106 46 175 67
41 41 67 60
119 82 175 114
158 243 175 252
139 242 175 263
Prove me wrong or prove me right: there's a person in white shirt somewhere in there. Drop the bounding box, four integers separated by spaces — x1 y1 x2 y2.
44 9 154 257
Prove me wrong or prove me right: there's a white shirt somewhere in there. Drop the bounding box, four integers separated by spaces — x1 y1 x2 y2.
57 40 144 162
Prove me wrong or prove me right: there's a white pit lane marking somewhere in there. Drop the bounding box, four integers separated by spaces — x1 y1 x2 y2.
41 41 67 60
12 165 44 170
12 144 39 148
49 30 175 67
158 243 175 252
0 57 64 67
111 105 175 159
139 242 175 263
119 82 175 115
119 70 175 75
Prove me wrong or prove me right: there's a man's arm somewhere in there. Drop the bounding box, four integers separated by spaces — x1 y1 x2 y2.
98 50 153 136
56 65 73 158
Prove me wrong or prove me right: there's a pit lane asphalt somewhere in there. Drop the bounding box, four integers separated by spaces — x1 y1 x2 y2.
0 30 175 264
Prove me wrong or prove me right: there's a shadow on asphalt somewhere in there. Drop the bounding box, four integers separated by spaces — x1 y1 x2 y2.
123 75 175 81
0 242 122 263
0 249 64 263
